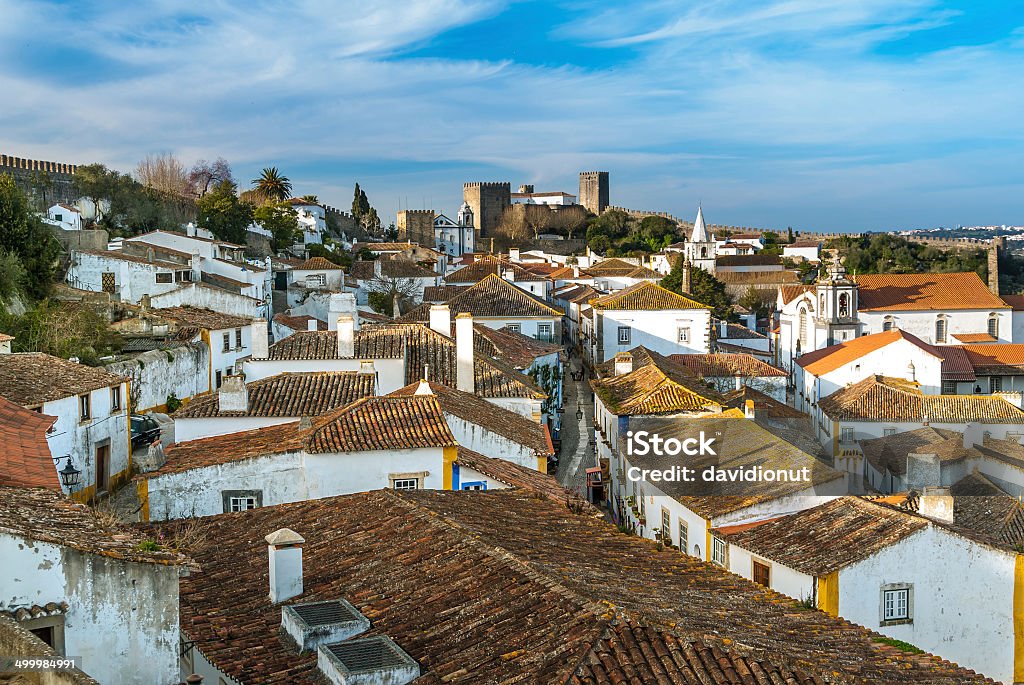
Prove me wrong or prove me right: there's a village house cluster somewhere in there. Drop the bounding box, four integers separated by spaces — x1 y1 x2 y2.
4 169 1024 685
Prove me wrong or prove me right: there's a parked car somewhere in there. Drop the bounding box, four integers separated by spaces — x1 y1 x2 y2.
130 414 161 449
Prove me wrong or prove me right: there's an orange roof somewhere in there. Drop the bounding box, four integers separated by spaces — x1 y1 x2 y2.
778 285 813 305
297 256 343 270
589 281 709 311
962 344 1024 368
856 272 1008 311
0 397 59 490
796 329 939 376
952 332 997 343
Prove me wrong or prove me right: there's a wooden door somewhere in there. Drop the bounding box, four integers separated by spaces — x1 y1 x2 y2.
95 444 110 495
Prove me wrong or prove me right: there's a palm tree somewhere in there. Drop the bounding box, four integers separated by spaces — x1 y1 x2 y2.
300 194 319 204
251 167 292 203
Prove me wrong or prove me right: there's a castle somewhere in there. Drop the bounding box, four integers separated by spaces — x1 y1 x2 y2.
0 153 80 207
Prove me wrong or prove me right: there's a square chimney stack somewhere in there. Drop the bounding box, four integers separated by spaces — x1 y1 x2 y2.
337 314 355 358
455 313 475 393
429 304 451 337
266 528 304 603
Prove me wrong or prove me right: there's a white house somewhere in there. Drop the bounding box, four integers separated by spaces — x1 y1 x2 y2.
434 203 476 256
583 257 664 292
715 491 1021 685
585 281 711 364
511 189 577 205
794 328 945 412
66 249 190 302
138 394 459 521
444 256 551 299
288 256 346 290
0 350 130 503
350 259 439 307
668 352 787 402
284 197 327 245
46 203 82 230
783 240 821 262
0 487 186 685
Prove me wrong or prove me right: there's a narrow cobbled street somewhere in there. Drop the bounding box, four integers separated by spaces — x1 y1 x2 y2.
555 354 597 497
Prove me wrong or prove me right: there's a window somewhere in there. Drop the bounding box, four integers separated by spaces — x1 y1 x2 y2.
54 213 63 222
841 427 855 443
941 380 956 395
221 490 262 513
883 427 896 437
155 272 173 284
506 324 521 334
215 370 223 388
798 307 808 349
752 560 771 587
838 292 849 318
393 478 419 490
235 328 243 349
991 376 1003 393
711 536 727 566
935 317 947 343
225 366 233 377
881 585 912 623
461 482 487 491
79 394 91 421
678 519 688 553
617 326 631 345
882 316 894 332
306 274 327 287
110 386 121 411
175 270 193 282
222 332 231 352
228 496 257 512
661 508 671 543
989 314 999 339
677 327 690 344
538 323 553 341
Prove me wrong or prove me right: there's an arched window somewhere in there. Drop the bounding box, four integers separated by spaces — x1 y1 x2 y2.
935 316 947 344
700 246 708 258
989 313 1000 339
799 307 809 348
882 316 894 332
838 293 849 318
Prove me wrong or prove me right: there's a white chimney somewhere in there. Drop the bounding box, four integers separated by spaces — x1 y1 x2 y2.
337 314 355 357
744 399 755 420
907 360 916 383
503 269 516 282
251 318 269 359
963 422 984 449
307 318 318 332
266 528 304 603
613 352 633 376
186 223 196 237
429 304 451 337
414 379 433 395
455 313 474 393
328 293 358 331
735 374 743 391
719 320 728 338
572 266 580 278
509 247 521 262
918 486 954 523
218 375 248 412
190 251 202 280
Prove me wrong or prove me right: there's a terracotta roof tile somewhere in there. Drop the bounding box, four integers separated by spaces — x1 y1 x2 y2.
1001 294 1024 311
472 324 561 369
856 272 1009 311
952 332 997 343
444 256 541 284
402 274 561 319
152 306 253 331
668 353 786 378
961 344 1024 374
422 284 467 302
591 347 725 415
0 353 125 406
307 395 456 453
75 248 182 270
272 313 327 332
585 257 645 277
157 489 994 684
589 281 709 311
796 329 939 376
937 346 977 381
0 397 59 490
296 256 343 270
716 254 783 267
723 386 807 419
454 447 587 508
173 371 376 419
779 285 814 305
718 271 800 285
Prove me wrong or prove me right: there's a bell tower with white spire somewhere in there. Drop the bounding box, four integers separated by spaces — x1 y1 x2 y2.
685 205 717 273
815 251 861 345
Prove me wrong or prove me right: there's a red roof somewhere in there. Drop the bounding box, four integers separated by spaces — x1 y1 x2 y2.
0 397 59 490
856 273 1008 311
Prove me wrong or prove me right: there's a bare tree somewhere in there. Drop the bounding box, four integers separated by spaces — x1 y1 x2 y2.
546 205 588 239
187 157 233 198
136 153 190 198
366 273 422 315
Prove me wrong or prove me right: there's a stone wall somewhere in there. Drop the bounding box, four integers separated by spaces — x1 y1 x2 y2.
0 153 79 209
47 225 109 253
397 209 435 245
463 182 511 239
106 342 211 413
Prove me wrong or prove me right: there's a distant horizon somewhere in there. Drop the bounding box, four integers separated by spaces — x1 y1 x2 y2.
2 1 1023 232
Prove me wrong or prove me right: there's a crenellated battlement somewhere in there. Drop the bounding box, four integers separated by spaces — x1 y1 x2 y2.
0 154 79 175
463 181 511 190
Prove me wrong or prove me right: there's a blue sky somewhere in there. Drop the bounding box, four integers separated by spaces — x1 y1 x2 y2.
1 0 1023 232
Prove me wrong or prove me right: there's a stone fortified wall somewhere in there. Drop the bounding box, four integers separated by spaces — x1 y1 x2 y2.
1 153 79 207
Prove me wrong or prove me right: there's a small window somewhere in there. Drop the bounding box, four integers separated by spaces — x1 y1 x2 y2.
711 536 727 566
752 560 771 587
935 317 947 344
155 272 173 284
989 314 999 339
228 496 257 512
678 518 688 553
393 478 419 490
677 327 690 344
307 274 327 287
215 370 223 388
176 270 193 283
883 427 896 437
222 332 231 352
225 366 233 377
461 482 487 491
882 316 894 332
110 386 121 411
235 328 243 349
506 324 521 334
79 394 91 421
538 323 552 341
54 213 63 222
841 427 855 443
882 587 911 622
617 326 631 345
221 489 262 513
941 380 956 395
661 508 671 543
991 376 1003 393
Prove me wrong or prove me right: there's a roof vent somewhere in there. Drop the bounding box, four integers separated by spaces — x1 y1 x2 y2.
282 599 369 653
318 635 420 685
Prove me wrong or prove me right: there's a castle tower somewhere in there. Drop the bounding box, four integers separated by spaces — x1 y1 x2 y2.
463 182 511 239
396 209 435 245
684 206 717 273
814 252 861 346
579 171 609 215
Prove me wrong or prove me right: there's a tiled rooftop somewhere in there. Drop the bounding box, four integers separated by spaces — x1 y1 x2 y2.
151 306 253 332
472 324 561 369
715 497 927 576
584 257 645 277
0 353 125 406
668 353 786 378
454 446 587 508
421 284 467 302
159 488 993 684
591 347 725 416
307 395 456 453
444 256 541 283
402 274 561 320
272 313 327 332
172 371 376 419
0 397 59 490
722 386 807 419
296 256 343 270
855 272 1009 311
779 284 814 305
589 281 709 311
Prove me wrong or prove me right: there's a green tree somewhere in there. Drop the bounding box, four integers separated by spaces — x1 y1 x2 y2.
253 201 300 251
351 183 370 219
761 231 782 255
251 167 292 203
196 180 253 244
0 174 61 299
661 260 733 321
72 163 120 224
300 194 319 204
660 255 690 294
0 300 122 365
0 249 27 302
635 215 677 251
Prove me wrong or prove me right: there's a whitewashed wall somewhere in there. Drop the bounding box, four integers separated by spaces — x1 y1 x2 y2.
860 309 1012 344
595 308 711 363
243 358 404 394
106 344 209 413
149 283 260 318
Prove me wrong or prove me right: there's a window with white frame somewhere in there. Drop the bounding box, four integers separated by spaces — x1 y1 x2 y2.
661 508 671 542
507 323 521 333
991 376 1003 393
711 536 727 566
393 478 419 490
155 272 173 284
935 316 947 343
881 585 912 623
222 332 231 352
841 427 855 443
941 380 956 395
617 326 631 345
989 314 999 339
235 328 243 349
677 326 690 344
678 518 688 553
79 394 91 421
110 386 121 411
228 496 257 512
538 323 552 340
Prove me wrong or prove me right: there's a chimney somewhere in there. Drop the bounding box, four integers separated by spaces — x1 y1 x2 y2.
613 352 633 376
735 374 743 391
573 266 579 278
455 313 474 393
509 247 521 262
185 675 203 685
414 379 433 395
190 251 201 279
251 318 269 359
186 223 197 238
328 293 358 331
218 375 248 412
503 268 516 282
429 304 451 337
962 422 984 449
719 319 728 339
266 528 304 603
907 360 916 383
337 314 355 357
988 242 1000 295
744 399 756 419
918 486 954 523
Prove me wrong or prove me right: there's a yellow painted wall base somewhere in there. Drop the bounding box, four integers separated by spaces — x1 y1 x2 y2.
443 446 457 490
1013 554 1024 682
817 572 840 616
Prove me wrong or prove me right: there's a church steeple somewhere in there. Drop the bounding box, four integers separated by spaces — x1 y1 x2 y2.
815 251 860 344
685 204 717 274
690 205 709 243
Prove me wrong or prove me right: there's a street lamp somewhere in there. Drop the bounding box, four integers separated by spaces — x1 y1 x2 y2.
53 456 82 490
